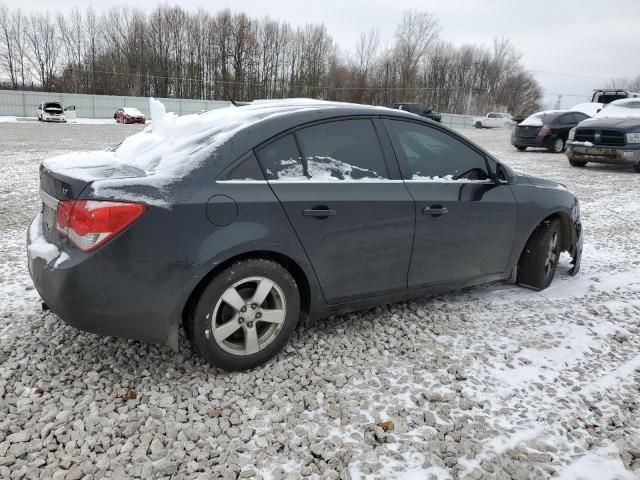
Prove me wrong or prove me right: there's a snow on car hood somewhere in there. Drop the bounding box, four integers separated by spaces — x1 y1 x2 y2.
42 98 346 207
592 98 640 120
570 102 603 117
122 107 144 117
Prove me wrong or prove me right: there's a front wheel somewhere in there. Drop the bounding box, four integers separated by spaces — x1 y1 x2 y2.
569 159 587 167
474 121 483 128
515 146 527 151
634 162 640 173
187 259 300 370
517 219 562 290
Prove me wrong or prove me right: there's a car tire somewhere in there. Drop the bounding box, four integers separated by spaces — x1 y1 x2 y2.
474 121 483 128
517 218 562 290
187 259 300 370
515 146 527 151
634 162 640 173
569 159 588 167
549 137 565 153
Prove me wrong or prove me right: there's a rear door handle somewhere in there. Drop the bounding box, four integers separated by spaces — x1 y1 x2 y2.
303 207 336 218
423 205 448 216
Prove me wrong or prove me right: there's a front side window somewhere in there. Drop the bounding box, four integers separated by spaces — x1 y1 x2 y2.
386 120 490 181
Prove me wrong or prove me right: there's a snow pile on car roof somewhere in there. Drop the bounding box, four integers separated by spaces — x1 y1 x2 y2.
519 110 566 126
42 98 354 206
593 98 640 119
122 107 143 116
570 102 604 117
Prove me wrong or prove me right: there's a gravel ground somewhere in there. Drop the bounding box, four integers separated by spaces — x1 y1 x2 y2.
1 121 639 480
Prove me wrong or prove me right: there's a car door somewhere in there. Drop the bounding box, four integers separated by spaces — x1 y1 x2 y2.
255 118 415 304
383 118 518 288
64 105 77 120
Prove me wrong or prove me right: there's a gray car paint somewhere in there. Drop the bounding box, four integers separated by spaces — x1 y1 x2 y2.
28 103 582 348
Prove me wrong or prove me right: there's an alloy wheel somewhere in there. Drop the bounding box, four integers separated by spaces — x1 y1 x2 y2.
554 138 564 153
544 231 559 277
210 276 287 356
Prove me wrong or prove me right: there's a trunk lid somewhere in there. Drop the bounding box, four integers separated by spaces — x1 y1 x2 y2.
515 125 541 138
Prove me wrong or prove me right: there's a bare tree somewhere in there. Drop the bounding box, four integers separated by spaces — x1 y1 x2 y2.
25 12 60 91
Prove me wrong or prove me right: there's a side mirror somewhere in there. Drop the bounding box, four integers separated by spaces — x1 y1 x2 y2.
496 163 510 184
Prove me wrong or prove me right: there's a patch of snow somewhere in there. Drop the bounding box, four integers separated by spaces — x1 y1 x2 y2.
556 443 637 480
27 213 60 264
53 252 69 268
409 174 491 183
571 140 594 147
274 156 383 181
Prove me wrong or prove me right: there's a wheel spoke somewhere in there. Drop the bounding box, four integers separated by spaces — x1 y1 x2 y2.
244 327 259 354
259 309 286 325
221 287 245 312
213 317 241 342
252 278 274 306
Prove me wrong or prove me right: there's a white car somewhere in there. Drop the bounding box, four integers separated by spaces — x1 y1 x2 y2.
473 112 515 128
36 102 76 123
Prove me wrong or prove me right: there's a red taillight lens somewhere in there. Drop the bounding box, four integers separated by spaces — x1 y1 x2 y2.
538 126 550 136
56 200 146 252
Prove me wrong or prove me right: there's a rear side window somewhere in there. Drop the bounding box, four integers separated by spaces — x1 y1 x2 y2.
256 135 303 180
385 120 489 181
295 119 388 180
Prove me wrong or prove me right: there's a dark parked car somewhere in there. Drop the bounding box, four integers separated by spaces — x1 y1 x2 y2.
28 100 582 370
391 103 442 122
114 107 146 124
566 99 640 172
512 110 591 153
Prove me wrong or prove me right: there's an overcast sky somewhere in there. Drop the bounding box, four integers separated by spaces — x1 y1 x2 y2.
5 0 639 108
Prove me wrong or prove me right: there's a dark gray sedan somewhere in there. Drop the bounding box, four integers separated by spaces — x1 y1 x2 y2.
27 100 582 370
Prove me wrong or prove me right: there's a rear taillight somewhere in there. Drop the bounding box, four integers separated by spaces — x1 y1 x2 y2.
538 126 550 136
56 200 146 252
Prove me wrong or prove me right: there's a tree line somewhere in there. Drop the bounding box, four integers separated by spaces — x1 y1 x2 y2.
0 4 543 115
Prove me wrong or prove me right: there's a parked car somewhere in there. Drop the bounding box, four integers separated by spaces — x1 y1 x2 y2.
391 103 441 122
37 102 74 123
511 110 591 153
114 107 146 124
566 98 640 172
28 99 582 370
473 112 515 128
591 89 640 105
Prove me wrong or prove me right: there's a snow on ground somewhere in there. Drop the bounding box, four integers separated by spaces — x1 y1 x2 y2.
0 122 639 479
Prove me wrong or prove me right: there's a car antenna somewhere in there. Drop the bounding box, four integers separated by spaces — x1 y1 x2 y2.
223 88 240 107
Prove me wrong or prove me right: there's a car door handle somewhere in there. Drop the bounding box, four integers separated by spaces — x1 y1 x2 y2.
303 207 336 218
423 205 448 216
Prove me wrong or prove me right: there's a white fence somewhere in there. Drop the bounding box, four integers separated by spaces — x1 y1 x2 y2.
0 89 477 127
0 89 230 118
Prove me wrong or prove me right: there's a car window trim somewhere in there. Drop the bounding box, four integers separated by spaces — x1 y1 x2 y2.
380 117 497 183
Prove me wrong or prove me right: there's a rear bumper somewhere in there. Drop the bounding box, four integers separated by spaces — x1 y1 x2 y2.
511 134 551 148
27 217 194 348
566 144 640 165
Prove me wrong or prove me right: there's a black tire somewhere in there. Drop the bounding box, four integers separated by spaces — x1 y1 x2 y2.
549 137 565 153
517 219 562 290
474 121 483 129
515 146 527 151
569 159 587 167
187 259 300 370
634 162 640 173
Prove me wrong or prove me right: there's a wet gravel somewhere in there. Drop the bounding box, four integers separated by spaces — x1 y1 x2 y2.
1 121 639 479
